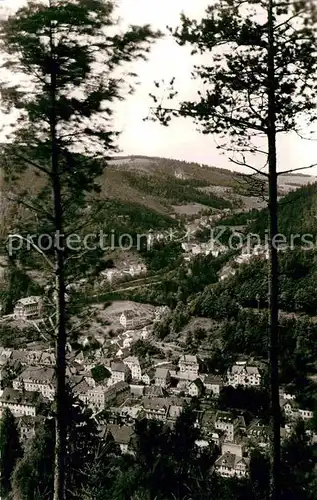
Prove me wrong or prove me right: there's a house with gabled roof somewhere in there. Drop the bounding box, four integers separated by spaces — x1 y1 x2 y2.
222 440 246 458
13 366 55 400
214 452 249 478
281 399 313 421
0 388 42 417
214 411 246 443
68 375 91 398
203 375 223 397
246 420 269 449
142 397 170 421
143 385 167 398
154 367 171 388
188 378 204 397
115 347 131 359
142 367 155 386
40 351 56 366
227 361 261 388
103 424 136 454
110 362 131 385
16 415 45 444
167 404 183 423
119 310 150 331
25 350 43 366
0 349 13 363
178 354 199 380
103 381 130 407
10 350 29 365
123 356 147 382
14 296 43 321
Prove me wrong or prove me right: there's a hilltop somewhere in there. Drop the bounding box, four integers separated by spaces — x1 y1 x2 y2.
98 155 317 216
1 154 316 241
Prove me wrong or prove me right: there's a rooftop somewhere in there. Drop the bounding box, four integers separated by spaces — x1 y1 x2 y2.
143 397 169 411
190 378 204 389
111 362 128 373
204 375 223 385
179 355 198 364
216 411 235 423
16 296 42 306
215 452 250 469
1 387 41 405
106 424 134 445
155 367 170 378
104 381 129 398
18 366 55 383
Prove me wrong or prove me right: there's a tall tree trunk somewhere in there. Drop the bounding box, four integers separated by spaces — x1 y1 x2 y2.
49 15 67 500
267 0 280 498
53 194 67 500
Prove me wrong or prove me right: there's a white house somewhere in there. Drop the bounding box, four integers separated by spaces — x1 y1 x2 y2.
204 375 223 397
154 368 171 388
298 409 313 420
110 362 131 385
142 397 170 421
123 356 146 381
122 336 134 349
119 310 150 330
13 367 55 400
140 326 150 340
105 424 135 454
214 452 249 478
129 263 147 278
227 362 261 388
188 378 204 397
142 368 154 385
280 391 296 401
282 400 313 420
154 306 170 322
25 350 43 366
79 386 109 412
14 296 43 321
0 388 41 417
178 355 199 380
82 370 96 388
40 351 56 366
214 412 241 442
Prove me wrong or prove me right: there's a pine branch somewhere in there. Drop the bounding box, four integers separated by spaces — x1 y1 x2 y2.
277 162 317 176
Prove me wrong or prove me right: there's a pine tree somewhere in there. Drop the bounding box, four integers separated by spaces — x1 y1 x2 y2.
12 417 55 500
0 2 160 499
11 389 110 500
150 2 317 497
0 407 23 498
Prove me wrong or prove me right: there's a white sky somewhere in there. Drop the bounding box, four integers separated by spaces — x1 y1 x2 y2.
1 0 317 175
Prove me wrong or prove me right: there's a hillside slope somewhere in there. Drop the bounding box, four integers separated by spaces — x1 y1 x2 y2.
249 181 317 238
1 154 316 239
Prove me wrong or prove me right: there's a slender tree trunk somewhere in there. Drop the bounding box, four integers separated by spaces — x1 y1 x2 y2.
49 15 67 500
267 0 280 498
53 195 67 500
53 230 67 500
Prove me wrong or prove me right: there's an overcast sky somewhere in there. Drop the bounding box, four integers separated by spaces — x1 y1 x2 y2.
1 0 317 175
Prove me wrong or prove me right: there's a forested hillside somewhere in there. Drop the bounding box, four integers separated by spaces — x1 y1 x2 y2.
249 182 317 238
1 155 315 243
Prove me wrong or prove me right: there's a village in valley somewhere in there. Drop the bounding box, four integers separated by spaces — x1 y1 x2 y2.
0 241 314 480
